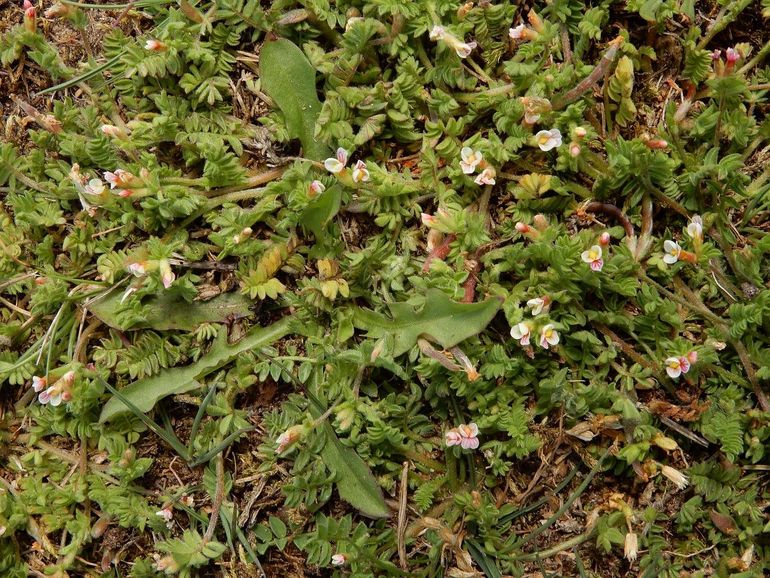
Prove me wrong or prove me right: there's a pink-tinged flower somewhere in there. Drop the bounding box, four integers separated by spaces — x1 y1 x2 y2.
510 322 531 346
38 370 74 406
351 160 369 183
725 47 740 63
534 128 562 151
100 124 129 139
116 189 133 198
660 464 689 490
711 49 722 60
581 245 604 271
687 350 698 364
429 25 446 41
539 324 559 349
599 232 611 247
426 229 444 252
324 148 348 174
665 356 691 379
309 180 325 197
126 261 147 276
32 375 47 392
686 215 703 241
527 296 550 316
474 166 496 185
663 240 682 264
515 222 530 234
104 169 134 189
445 423 479 450
460 147 483 174
144 39 167 51
155 506 174 529
331 554 347 566
83 178 106 197
276 425 305 454
509 24 530 41
569 143 581 157
574 126 587 138
421 213 437 227
159 259 174 289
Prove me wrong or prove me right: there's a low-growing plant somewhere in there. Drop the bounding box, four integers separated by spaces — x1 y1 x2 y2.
1 0 770 576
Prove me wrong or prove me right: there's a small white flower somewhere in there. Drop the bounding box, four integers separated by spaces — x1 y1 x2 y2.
663 240 682 264
534 129 562 151
145 39 166 51
527 297 545 316
664 356 690 379
509 24 527 40
159 259 174 289
324 148 348 174
581 245 604 272
510 322 531 346
451 39 477 59
351 160 369 183
660 465 689 490
100 124 128 139
460 147 483 174
474 166 496 185
686 216 703 241
429 25 445 41
331 554 347 566
155 506 174 529
539 324 559 349
83 178 106 197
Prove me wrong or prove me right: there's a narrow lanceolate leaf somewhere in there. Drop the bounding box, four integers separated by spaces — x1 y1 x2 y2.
320 423 390 518
305 392 389 519
90 290 253 331
100 316 295 422
260 37 330 161
353 289 503 356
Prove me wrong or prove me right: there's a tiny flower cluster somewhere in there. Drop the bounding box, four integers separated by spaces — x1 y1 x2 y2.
444 423 479 450
459 147 496 185
510 322 559 349
324 148 369 183
32 371 75 406
663 215 702 265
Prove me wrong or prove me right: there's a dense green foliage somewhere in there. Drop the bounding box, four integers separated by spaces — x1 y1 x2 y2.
1 0 770 576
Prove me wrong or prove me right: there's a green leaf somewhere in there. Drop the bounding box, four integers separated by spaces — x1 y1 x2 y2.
353 289 503 356
319 422 389 518
90 290 253 331
260 37 330 161
100 316 295 422
299 185 342 239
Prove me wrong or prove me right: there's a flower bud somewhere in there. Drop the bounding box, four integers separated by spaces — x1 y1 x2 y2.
158 259 174 289
533 214 548 231
687 350 698 364
144 39 167 52
527 9 544 32
100 124 129 139
652 434 678 451
276 424 307 454
331 553 347 566
515 222 530 234
426 228 444 252
569 142 581 157
645 138 668 150
599 232 611 246
44 2 72 18
624 532 638 562
574 126 587 138
23 0 36 33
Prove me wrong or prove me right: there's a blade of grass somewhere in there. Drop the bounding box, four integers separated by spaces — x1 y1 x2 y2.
100 379 191 460
188 383 219 455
